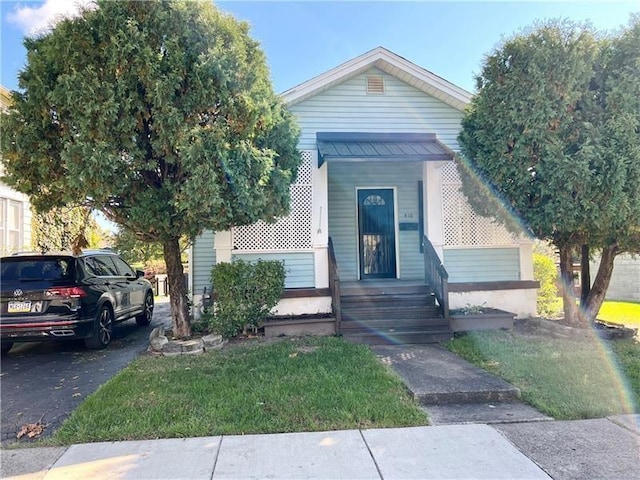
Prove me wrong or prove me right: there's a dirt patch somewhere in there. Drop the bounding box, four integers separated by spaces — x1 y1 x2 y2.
514 317 637 341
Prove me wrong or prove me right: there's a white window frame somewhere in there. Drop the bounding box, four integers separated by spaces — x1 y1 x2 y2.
0 198 24 254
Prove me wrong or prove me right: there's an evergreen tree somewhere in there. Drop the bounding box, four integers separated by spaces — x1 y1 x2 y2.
1 1 301 337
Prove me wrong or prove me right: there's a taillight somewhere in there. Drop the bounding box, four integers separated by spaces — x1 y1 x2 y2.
46 287 88 298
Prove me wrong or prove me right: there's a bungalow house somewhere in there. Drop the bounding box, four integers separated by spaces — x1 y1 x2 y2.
189 47 538 343
0 85 32 255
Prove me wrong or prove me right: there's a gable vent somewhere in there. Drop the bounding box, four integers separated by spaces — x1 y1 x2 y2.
366 75 385 94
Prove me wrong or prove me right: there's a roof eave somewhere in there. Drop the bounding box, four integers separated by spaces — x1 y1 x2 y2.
281 46 472 111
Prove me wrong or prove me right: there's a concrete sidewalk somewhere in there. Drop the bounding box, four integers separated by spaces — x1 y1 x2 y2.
4 416 639 479
2 424 551 480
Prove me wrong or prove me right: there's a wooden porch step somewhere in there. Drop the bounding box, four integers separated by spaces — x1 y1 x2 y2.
344 331 452 345
341 320 449 334
336 280 449 344
340 283 433 297
340 293 436 306
341 305 442 321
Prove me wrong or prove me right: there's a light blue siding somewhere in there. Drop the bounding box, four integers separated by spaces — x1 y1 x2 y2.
231 252 315 288
328 161 423 282
192 230 216 296
444 248 521 283
290 68 464 151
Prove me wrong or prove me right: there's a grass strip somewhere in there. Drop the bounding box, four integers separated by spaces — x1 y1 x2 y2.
53 337 426 444
445 330 639 420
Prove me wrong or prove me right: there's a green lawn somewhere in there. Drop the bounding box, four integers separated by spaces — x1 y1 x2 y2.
445 331 639 420
598 301 640 328
52 337 427 444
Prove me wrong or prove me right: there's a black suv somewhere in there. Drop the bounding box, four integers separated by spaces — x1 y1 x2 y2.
0 250 154 355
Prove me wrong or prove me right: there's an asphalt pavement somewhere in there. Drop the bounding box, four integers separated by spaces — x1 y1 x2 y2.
0 298 171 444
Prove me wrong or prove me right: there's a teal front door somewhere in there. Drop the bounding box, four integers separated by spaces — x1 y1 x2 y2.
358 188 396 279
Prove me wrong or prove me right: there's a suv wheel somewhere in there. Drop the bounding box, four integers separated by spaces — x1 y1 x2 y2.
85 305 113 349
136 292 154 327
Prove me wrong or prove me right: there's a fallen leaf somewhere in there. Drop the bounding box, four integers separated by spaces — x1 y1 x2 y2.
288 352 298 358
17 423 44 439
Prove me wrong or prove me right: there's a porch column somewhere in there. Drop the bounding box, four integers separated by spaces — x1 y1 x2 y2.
519 241 535 280
311 150 329 288
424 162 446 262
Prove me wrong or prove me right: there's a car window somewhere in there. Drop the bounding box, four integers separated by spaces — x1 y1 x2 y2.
111 256 136 277
85 255 119 277
0 258 74 282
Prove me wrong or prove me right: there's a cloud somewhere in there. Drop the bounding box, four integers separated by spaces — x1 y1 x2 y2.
7 0 95 36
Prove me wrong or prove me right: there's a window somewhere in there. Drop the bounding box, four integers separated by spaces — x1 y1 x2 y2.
85 255 119 276
364 195 386 206
0 198 23 254
111 256 136 277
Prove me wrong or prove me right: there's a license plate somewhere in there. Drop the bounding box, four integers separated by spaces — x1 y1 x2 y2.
8 301 32 313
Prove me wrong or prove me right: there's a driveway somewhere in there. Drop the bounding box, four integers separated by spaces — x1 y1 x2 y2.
0 298 171 444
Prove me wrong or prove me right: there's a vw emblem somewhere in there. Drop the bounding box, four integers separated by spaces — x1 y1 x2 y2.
13 289 23 297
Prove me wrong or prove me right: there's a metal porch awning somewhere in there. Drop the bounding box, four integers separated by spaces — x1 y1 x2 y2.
316 132 454 167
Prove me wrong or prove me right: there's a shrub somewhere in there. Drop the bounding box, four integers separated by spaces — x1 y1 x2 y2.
143 258 167 281
204 259 285 338
533 252 562 317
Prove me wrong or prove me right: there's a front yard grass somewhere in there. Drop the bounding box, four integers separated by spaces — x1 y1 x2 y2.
598 300 640 328
445 330 640 420
52 336 427 444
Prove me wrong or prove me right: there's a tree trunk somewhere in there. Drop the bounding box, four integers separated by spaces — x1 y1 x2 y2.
558 244 583 327
163 236 191 338
580 244 590 305
583 243 618 322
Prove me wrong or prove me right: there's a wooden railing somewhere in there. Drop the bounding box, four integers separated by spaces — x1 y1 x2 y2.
423 235 449 318
328 237 342 333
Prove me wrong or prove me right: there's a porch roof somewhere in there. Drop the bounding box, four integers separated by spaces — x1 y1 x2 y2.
316 132 455 167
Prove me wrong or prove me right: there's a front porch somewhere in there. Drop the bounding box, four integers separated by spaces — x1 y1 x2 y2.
338 280 451 345
327 236 452 345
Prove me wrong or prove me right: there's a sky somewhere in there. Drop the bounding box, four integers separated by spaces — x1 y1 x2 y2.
1 1 639 96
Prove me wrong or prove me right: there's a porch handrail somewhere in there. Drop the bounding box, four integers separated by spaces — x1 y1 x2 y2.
423 235 449 318
328 237 342 333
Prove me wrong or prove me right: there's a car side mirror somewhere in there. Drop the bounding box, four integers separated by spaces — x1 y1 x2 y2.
136 270 145 279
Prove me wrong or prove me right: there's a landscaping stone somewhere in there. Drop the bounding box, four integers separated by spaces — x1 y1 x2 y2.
202 334 224 351
148 330 226 356
149 327 164 341
181 339 204 355
149 335 168 351
162 341 184 357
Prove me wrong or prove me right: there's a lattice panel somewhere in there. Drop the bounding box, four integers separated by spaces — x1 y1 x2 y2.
295 151 314 184
232 152 313 250
442 164 519 246
441 161 462 183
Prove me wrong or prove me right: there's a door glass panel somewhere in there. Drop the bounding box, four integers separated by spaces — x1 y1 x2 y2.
362 234 393 275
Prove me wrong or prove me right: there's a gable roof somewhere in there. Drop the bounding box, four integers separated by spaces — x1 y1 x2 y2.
281 47 473 112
